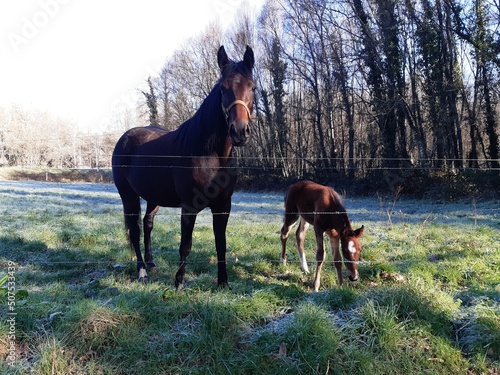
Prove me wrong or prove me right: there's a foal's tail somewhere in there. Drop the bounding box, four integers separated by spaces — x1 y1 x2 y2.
283 185 290 204
283 184 298 212
282 184 301 228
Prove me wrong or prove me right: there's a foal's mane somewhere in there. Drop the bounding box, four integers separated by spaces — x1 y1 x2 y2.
328 187 352 230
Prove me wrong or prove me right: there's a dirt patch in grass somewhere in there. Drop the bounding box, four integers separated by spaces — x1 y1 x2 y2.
71 307 142 348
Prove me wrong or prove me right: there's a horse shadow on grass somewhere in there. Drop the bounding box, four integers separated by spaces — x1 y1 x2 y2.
3 234 481 370
0 234 128 287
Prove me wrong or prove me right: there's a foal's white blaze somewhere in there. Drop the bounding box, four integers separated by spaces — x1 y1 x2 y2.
348 240 356 254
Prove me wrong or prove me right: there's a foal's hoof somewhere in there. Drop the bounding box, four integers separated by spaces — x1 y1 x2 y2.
175 282 184 291
348 275 359 282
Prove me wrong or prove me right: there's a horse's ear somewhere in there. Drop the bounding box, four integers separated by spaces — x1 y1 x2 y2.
243 45 254 70
355 225 365 237
218 46 230 70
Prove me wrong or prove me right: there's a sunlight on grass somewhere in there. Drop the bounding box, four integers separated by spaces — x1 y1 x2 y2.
0 181 499 374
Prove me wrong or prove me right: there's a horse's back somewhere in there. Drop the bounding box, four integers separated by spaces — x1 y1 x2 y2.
286 180 334 208
112 126 181 206
285 181 345 227
113 126 167 158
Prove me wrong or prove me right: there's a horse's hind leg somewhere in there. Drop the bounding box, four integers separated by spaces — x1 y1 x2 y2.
120 192 147 280
280 212 299 266
295 217 310 274
143 202 159 273
175 206 197 290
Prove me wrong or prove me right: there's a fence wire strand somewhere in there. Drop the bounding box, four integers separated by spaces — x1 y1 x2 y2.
0 161 498 270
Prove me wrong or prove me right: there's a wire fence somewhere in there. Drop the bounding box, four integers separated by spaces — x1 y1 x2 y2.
0 162 498 271
3 148 500 171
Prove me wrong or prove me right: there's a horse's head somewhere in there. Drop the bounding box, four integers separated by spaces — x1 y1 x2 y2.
340 225 364 282
218 45 255 146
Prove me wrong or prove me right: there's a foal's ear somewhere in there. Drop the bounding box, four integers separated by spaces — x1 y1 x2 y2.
243 45 254 70
354 225 365 237
342 228 353 238
218 46 230 70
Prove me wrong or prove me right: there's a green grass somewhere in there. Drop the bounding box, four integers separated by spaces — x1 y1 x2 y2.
0 181 499 374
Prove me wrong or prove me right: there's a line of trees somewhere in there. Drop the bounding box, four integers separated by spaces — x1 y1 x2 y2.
0 105 117 169
146 0 499 192
1 0 498 195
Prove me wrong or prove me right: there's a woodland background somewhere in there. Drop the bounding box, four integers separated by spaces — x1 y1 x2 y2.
1 0 499 197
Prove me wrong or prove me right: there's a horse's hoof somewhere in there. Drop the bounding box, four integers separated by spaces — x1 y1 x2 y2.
138 268 148 281
218 281 231 290
138 276 150 283
175 282 184 291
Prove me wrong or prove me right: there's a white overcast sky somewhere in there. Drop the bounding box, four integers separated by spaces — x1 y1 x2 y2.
0 0 264 132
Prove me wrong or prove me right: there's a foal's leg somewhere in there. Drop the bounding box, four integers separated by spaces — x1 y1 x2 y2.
328 232 343 285
295 217 310 274
280 213 299 266
143 202 159 272
211 200 231 287
175 206 197 290
313 226 325 292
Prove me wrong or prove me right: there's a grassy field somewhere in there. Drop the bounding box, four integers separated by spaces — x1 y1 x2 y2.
0 180 499 374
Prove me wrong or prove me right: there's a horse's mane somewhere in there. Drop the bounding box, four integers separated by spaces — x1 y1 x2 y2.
170 83 225 156
168 59 252 157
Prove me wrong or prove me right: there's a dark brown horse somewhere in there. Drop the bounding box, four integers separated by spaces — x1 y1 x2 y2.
112 46 255 288
280 180 364 291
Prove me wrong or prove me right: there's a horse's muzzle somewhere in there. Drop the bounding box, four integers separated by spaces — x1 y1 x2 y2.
229 122 250 146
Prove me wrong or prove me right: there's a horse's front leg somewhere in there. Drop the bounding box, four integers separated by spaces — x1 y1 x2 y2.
143 202 159 273
313 226 325 292
211 202 231 288
175 206 197 290
328 233 343 285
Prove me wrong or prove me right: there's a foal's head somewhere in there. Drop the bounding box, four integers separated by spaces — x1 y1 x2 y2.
340 225 364 282
218 45 255 146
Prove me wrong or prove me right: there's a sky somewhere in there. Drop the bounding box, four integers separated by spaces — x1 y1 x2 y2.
0 0 264 133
